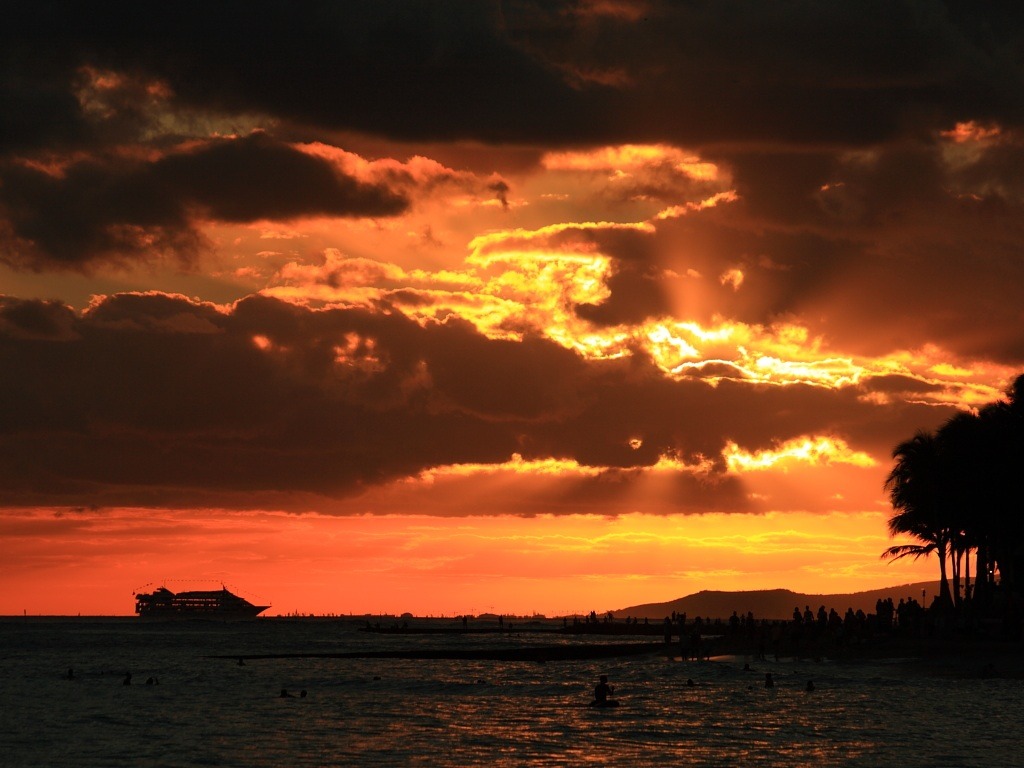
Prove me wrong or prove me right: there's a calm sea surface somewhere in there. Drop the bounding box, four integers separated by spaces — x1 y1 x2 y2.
1 617 1020 767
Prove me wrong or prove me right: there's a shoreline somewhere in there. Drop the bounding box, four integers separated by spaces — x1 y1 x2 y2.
211 630 1024 678
7 613 1020 678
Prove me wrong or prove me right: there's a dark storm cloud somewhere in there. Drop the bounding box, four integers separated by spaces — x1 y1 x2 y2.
3 0 1024 275
0 133 407 269
0 1 603 153
5 1 1023 151
788 142 1024 362
508 0 1024 145
860 374 943 397
0 296 78 340
157 134 407 222
0 292 952 510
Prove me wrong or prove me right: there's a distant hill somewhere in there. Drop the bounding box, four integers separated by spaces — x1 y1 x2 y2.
612 581 940 621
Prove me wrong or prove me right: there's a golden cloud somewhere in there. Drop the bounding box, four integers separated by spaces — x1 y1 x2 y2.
542 143 719 182
723 436 877 473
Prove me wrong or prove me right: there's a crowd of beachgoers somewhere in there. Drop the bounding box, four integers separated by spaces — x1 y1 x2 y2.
560 594 1023 664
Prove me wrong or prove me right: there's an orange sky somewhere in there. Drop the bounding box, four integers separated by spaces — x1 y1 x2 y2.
3 3 1023 615
4 506 935 617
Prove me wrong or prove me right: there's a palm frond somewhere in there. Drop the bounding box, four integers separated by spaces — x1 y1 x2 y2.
881 543 935 562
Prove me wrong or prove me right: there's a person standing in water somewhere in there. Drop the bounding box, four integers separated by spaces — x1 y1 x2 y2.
594 675 614 703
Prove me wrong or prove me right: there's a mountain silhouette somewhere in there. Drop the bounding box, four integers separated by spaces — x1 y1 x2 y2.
612 581 939 621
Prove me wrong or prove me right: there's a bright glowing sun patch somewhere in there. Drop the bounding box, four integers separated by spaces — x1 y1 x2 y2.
417 453 604 480
541 143 720 181
723 436 876 473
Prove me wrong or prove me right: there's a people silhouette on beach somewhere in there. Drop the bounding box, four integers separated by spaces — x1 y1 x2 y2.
764 673 774 689
122 672 132 686
805 680 815 692
237 658 245 666
65 668 74 680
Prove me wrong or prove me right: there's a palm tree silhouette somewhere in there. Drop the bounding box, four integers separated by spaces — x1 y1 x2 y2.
977 378 1024 595
935 410 987 607
883 373 1024 612
882 430 954 608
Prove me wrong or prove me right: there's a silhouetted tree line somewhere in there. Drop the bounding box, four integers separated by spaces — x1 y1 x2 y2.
884 373 1024 614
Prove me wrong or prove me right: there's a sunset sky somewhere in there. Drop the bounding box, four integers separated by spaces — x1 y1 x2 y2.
3 1 1023 617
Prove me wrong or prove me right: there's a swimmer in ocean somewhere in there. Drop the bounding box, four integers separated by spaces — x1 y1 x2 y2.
589 674 619 707
594 675 613 703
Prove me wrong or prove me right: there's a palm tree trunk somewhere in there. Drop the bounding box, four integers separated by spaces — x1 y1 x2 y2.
974 543 989 604
964 547 972 604
952 546 962 609
936 540 953 608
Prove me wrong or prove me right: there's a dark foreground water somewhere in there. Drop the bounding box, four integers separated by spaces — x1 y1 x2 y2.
1 617 1021 767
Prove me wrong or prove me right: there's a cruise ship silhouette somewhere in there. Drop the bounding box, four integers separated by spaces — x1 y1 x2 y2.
134 586 269 620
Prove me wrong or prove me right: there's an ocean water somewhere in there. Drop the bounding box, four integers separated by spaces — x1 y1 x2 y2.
1 618 1021 767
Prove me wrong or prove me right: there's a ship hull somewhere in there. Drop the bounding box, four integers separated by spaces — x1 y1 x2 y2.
135 608 269 622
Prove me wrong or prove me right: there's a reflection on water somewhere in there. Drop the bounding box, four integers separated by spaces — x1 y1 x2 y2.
0 618 1021 767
